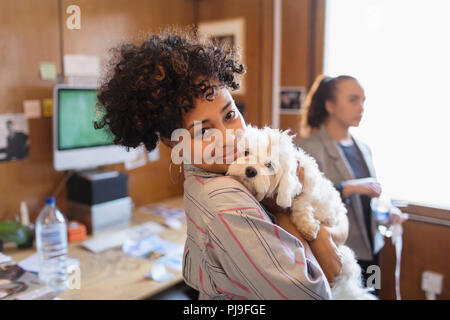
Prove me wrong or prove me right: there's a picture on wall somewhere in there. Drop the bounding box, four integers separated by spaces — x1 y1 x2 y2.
280 87 306 114
198 18 246 95
0 113 29 163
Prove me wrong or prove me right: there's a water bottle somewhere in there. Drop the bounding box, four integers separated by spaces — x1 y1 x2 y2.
35 197 68 292
370 195 393 238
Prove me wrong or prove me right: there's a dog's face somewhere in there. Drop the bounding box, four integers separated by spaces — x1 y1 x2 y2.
226 125 302 207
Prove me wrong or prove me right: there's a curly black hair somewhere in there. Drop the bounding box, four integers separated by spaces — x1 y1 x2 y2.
94 26 246 152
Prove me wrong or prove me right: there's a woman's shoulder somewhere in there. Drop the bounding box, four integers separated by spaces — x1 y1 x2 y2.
296 132 325 159
185 174 253 201
296 130 320 146
184 174 267 219
185 173 246 190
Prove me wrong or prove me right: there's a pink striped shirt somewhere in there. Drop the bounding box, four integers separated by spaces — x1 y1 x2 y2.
182 164 331 300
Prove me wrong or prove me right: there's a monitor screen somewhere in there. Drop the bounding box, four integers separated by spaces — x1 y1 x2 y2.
57 88 113 150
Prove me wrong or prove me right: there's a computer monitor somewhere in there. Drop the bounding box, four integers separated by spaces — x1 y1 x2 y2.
53 84 139 171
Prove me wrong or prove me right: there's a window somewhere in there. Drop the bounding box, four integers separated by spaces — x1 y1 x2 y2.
324 0 450 208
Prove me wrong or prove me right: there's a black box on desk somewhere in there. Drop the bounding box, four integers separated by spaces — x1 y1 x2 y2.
67 170 128 205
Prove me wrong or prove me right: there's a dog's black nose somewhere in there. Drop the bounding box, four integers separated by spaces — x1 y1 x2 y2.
245 166 257 178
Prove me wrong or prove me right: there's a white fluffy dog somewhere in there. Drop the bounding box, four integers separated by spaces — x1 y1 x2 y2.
226 125 376 300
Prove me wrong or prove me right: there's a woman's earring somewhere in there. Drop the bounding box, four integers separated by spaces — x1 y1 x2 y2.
169 160 182 184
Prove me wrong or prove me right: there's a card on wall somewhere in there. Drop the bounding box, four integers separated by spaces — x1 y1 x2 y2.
23 100 41 119
39 62 57 81
42 98 53 117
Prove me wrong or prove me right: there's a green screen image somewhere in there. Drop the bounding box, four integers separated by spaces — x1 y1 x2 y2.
58 89 113 150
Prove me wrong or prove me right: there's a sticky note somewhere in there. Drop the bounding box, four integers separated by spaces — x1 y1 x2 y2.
39 62 57 80
43 98 53 117
23 100 41 119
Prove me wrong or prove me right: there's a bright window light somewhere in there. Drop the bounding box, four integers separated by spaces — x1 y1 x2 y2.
324 0 450 208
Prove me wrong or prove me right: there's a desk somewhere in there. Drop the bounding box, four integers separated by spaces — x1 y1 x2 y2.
4 196 186 300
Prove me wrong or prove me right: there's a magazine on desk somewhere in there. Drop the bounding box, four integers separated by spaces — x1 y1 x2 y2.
0 262 56 300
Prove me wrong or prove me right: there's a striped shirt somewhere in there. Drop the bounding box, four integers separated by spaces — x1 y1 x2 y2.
182 164 332 300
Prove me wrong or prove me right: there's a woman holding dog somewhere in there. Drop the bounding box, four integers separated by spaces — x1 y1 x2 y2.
94 28 348 299
297 75 408 295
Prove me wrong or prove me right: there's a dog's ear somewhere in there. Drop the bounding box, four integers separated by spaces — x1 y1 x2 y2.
276 166 302 208
273 130 302 208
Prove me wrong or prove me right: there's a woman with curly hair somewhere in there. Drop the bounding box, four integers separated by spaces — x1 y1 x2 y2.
95 27 346 300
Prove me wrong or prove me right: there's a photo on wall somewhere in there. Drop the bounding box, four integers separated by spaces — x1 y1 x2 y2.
0 113 29 163
280 87 306 114
198 18 246 95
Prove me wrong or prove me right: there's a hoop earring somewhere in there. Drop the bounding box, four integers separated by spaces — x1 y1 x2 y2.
169 160 182 184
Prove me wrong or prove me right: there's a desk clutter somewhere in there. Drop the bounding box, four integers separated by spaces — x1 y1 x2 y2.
0 264 57 300
1 200 187 299
80 205 187 282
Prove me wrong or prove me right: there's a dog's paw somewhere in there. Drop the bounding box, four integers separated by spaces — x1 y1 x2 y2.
300 219 321 241
276 193 292 208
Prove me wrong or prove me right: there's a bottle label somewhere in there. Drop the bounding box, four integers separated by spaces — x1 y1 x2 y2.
41 227 66 245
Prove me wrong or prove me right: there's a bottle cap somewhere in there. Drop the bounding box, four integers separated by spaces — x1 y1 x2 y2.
45 197 55 205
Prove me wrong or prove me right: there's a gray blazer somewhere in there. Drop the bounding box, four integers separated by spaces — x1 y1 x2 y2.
296 125 384 261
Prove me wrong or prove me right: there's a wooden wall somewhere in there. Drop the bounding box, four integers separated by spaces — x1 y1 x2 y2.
0 0 65 222
0 0 194 222
0 0 274 222
280 0 325 134
195 0 274 127
60 0 196 212
380 205 450 300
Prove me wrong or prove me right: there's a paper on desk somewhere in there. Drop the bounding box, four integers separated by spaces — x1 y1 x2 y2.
0 252 12 264
145 262 174 282
18 253 79 273
154 251 183 272
81 221 165 253
151 206 186 220
163 217 182 230
122 234 183 259
144 244 183 281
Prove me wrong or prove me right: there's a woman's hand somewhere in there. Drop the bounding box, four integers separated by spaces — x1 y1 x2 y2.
389 206 409 225
275 212 343 284
342 177 382 198
308 226 343 284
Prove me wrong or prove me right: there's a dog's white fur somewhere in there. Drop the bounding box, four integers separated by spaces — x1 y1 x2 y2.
226 125 376 300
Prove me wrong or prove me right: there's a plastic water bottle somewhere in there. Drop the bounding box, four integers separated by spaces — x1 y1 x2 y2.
370 195 393 238
35 197 68 292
